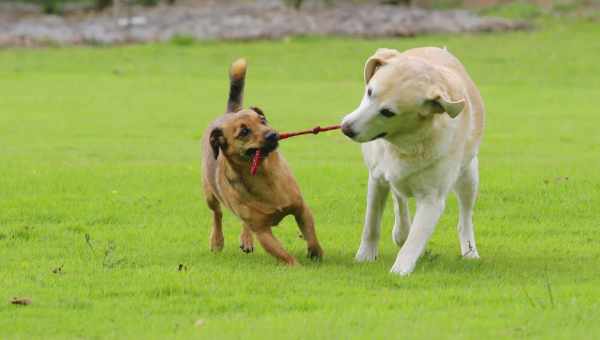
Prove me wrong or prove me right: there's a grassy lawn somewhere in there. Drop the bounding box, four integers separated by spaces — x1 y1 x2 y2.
1 19 600 339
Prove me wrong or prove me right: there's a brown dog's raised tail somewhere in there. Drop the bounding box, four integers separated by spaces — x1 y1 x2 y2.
227 58 247 113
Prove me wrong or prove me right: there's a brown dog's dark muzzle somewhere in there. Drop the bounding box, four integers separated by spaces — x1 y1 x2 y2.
262 131 279 153
244 132 279 160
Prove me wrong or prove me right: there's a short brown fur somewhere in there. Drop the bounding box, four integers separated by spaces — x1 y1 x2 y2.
201 59 323 265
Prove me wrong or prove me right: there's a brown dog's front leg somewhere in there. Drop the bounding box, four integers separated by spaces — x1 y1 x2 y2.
294 204 323 261
255 229 297 266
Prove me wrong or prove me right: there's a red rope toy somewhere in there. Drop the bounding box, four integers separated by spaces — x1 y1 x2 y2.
250 124 341 175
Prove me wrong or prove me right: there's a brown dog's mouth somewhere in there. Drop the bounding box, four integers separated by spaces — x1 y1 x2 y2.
245 143 278 160
248 142 278 175
245 148 259 159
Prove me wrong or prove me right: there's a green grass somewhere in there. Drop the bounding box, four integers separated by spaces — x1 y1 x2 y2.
1 19 600 339
479 1 544 19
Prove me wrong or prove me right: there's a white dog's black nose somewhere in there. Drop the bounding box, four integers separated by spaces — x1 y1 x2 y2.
341 123 356 138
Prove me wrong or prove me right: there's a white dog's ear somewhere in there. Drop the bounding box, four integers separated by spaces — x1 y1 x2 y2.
424 69 466 118
425 89 466 118
364 48 400 84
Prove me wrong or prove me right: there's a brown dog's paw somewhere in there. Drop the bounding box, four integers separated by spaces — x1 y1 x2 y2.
239 232 254 254
239 243 254 253
307 245 323 261
209 235 224 253
285 257 299 266
210 243 224 253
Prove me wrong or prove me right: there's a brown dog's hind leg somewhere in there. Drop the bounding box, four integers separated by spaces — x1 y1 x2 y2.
294 204 323 261
239 225 254 253
207 195 224 252
255 229 297 266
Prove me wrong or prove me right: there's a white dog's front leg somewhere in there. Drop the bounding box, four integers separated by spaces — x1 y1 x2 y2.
355 176 389 262
390 197 445 275
391 191 411 247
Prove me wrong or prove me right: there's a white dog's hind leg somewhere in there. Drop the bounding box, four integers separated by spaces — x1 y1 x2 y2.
355 176 389 262
390 197 445 275
391 191 411 247
454 157 480 259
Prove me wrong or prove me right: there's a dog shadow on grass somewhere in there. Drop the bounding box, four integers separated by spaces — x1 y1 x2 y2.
191 241 585 288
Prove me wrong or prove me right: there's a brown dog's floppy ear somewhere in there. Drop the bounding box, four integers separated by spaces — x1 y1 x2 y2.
250 106 265 117
209 128 226 160
364 48 400 84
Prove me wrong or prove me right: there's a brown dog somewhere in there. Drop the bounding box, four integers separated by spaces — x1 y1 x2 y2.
201 59 323 265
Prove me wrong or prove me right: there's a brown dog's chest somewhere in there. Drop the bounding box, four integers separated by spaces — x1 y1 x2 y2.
215 158 303 229
233 201 295 228
221 187 299 228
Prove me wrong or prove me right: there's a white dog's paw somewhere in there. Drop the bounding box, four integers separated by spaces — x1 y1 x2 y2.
392 225 408 247
390 257 416 276
461 241 480 260
389 263 413 276
355 242 378 262
462 249 480 260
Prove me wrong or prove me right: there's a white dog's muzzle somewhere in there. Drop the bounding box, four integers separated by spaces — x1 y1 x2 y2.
341 105 388 143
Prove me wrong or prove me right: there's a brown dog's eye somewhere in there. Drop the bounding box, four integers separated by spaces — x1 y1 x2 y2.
238 125 251 138
260 117 267 125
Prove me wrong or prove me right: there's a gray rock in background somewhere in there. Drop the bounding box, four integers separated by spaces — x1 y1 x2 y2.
0 2 530 46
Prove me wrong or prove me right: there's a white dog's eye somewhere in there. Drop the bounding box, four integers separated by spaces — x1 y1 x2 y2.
367 88 373 97
379 108 396 118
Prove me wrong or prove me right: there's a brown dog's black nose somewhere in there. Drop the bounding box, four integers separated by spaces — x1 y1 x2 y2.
341 123 356 138
265 132 279 143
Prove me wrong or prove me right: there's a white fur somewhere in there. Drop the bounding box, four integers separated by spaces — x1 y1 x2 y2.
343 47 484 276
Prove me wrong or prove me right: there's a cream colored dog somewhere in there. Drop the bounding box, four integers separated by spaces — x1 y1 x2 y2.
340 47 485 276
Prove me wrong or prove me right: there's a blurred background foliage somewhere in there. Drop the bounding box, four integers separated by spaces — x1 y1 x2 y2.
10 0 597 17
